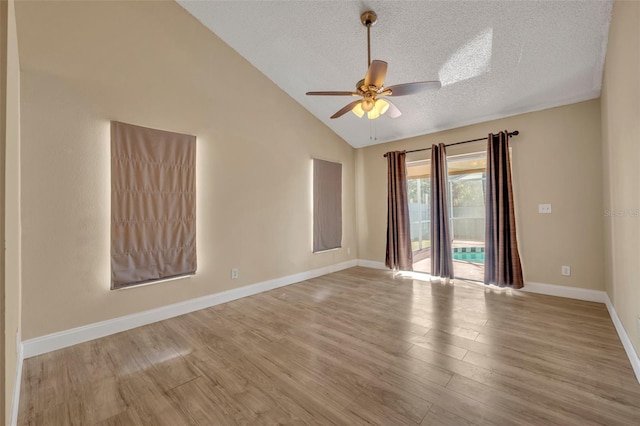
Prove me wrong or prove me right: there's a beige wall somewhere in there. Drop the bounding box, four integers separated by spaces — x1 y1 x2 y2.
3 0 22 422
357 100 604 291
601 1 640 355
15 1 356 339
0 0 7 421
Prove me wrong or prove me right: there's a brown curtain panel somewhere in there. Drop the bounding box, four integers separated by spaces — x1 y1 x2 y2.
430 143 454 279
111 121 196 289
385 151 413 271
313 159 342 252
484 131 524 288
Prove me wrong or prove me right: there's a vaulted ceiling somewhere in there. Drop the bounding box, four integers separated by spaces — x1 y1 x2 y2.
178 1 613 148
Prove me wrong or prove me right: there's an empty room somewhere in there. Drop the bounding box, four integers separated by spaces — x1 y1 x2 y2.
1 0 640 425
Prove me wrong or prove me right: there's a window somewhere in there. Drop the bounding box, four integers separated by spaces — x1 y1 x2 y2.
407 160 431 251
448 152 487 244
407 160 432 271
110 121 196 289
313 159 342 252
448 153 486 281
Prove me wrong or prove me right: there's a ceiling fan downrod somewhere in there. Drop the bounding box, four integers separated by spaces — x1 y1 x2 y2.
360 11 377 68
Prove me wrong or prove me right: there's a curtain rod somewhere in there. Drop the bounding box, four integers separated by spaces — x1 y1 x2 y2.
383 130 520 157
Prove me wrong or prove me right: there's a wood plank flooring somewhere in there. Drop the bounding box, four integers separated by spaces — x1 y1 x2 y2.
17 267 640 425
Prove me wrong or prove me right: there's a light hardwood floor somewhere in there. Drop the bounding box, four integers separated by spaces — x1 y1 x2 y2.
18 267 640 425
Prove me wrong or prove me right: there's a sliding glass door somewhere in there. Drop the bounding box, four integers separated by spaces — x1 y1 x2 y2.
408 153 486 281
407 161 431 273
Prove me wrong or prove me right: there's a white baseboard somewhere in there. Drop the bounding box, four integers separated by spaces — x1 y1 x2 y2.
10 342 23 426
520 281 607 303
22 259 358 358
604 293 640 384
357 259 387 269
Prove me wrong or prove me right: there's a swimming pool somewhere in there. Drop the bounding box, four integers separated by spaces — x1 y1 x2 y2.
452 247 485 264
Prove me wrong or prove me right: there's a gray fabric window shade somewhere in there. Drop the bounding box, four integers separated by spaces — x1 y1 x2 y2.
313 159 342 252
111 121 196 289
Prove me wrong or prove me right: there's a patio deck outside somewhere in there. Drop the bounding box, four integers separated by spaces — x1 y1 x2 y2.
412 239 485 281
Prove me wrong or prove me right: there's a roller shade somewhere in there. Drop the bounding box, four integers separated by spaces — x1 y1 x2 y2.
313 159 342 252
111 121 196 289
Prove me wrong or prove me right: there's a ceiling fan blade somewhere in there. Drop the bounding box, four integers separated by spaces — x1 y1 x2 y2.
330 100 363 119
384 81 442 96
385 99 402 118
364 60 388 88
306 91 359 96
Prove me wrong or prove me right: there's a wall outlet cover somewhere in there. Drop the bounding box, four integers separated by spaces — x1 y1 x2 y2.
538 204 552 214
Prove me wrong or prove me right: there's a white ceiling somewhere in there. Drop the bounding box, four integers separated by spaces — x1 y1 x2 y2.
177 0 613 148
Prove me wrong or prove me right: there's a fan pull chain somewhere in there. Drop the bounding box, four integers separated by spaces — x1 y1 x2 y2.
369 119 377 141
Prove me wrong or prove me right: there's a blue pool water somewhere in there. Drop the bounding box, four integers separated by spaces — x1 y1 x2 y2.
452 247 485 264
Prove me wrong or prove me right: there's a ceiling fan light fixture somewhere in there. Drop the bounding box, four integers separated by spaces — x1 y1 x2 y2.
361 97 375 112
352 102 365 118
375 98 389 115
366 99 389 120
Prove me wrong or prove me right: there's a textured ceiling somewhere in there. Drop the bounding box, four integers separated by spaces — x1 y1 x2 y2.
177 1 612 148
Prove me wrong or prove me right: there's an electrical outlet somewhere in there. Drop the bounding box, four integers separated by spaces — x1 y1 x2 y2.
538 204 552 214
231 268 239 279
561 265 571 276
347 247 351 255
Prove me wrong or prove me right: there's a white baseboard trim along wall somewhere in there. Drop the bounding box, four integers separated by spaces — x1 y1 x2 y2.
10 343 24 426
22 259 358 358
604 293 640 384
356 259 386 269
520 281 607 303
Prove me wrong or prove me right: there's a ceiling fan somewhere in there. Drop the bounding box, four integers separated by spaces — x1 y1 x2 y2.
306 10 441 120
